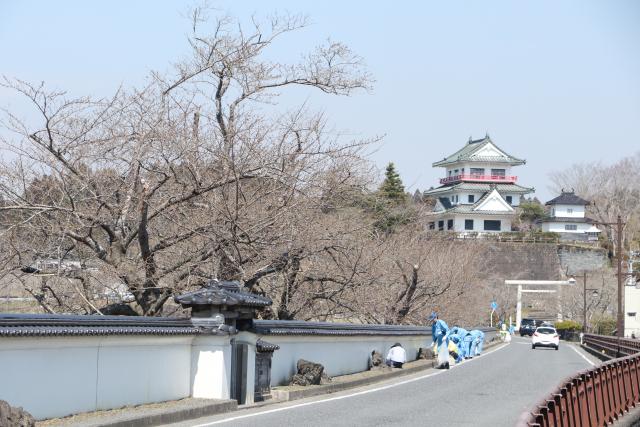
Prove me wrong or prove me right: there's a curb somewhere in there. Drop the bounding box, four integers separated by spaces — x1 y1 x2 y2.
271 339 504 402
580 343 615 362
38 399 237 427
271 360 436 401
95 400 237 427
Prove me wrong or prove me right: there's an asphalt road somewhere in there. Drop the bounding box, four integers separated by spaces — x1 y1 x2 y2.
169 337 601 427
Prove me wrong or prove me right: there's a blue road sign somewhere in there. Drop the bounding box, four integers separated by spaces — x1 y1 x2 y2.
490 301 498 310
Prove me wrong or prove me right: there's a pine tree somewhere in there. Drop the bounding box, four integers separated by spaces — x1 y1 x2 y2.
379 162 406 202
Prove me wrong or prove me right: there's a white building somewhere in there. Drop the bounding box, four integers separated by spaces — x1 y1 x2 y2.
424 135 533 233
624 252 640 338
538 191 601 241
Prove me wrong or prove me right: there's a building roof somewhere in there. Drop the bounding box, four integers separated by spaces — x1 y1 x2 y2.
537 216 597 224
252 320 431 336
545 191 590 206
424 182 534 196
438 197 452 210
431 188 514 216
175 280 272 309
432 135 525 167
256 338 280 353
0 313 199 337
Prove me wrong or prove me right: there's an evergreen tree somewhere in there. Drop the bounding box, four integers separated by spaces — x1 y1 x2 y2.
519 200 546 222
379 162 406 202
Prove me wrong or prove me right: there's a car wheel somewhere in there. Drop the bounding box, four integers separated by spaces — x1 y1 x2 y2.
555 346 559 351
532 344 535 349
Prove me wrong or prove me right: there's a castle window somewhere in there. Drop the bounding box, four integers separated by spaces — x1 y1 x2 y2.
465 219 474 230
484 220 501 231
468 195 475 203
506 196 512 204
565 224 577 231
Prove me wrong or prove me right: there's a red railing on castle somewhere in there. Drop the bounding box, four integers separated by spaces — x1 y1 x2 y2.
518 335 640 426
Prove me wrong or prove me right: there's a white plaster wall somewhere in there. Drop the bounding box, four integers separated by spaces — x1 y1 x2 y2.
551 204 585 218
454 215 512 232
265 335 429 386
0 336 193 420
190 335 231 400
455 163 514 177
625 286 640 338
96 336 191 410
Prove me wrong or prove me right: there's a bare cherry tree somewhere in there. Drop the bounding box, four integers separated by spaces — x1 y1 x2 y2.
0 10 375 316
549 153 640 246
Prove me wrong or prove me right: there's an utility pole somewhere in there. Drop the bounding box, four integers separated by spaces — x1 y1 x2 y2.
583 271 587 333
596 215 626 337
582 271 598 333
616 216 624 337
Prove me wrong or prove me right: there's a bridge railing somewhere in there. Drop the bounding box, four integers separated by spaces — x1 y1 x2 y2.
583 333 640 358
519 335 640 426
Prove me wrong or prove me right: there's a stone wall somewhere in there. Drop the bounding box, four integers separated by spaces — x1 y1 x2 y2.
476 242 608 282
477 242 563 282
557 244 608 275
475 242 607 321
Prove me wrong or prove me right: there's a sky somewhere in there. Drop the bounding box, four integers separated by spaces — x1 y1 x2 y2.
1 0 639 201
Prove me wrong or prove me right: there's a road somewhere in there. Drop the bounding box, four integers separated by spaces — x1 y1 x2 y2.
169 337 600 427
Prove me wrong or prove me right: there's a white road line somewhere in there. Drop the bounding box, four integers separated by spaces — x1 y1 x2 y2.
570 345 596 366
189 342 510 427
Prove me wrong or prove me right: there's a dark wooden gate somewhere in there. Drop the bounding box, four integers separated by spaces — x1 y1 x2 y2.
230 340 248 404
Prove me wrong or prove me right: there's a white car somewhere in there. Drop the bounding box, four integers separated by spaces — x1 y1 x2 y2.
531 326 560 350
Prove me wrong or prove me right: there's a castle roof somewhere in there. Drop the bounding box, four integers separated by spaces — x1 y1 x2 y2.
545 191 590 206
424 182 534 196
432 135 525 167
432 188 514 216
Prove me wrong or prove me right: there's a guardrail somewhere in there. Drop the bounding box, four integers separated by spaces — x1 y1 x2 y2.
519 335 640 426
584 333 640 358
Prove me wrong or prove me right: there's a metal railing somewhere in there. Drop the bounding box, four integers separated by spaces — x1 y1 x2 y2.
519 335 640 426
584 333 640 358
439 174 518 184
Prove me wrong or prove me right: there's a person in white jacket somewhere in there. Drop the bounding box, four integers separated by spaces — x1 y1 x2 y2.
386 343 407 368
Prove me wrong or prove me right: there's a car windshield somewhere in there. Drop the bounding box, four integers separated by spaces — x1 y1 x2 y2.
537 328 556 334
521 319 535 325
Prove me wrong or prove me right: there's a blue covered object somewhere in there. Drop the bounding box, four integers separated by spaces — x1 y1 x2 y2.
447 327 469 359
432 319 449 347
468 330 484 356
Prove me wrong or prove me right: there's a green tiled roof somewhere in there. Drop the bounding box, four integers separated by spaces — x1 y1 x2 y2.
432 188 515 216
424 182 534 196
432 136 525 167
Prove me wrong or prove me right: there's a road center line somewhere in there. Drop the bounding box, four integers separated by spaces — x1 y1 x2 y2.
190 342 510 426
570 345 596 366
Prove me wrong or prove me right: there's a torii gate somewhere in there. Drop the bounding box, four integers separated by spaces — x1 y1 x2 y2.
505 279 576 328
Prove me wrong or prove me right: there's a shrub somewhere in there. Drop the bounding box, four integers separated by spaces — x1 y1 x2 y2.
554 320 582 341
591 316 616 335
554 320 582 331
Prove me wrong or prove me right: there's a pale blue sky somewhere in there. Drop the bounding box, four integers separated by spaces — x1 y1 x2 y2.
1 1 639 200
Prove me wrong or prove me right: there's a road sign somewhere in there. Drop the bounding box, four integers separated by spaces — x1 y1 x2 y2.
491 301 498 310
